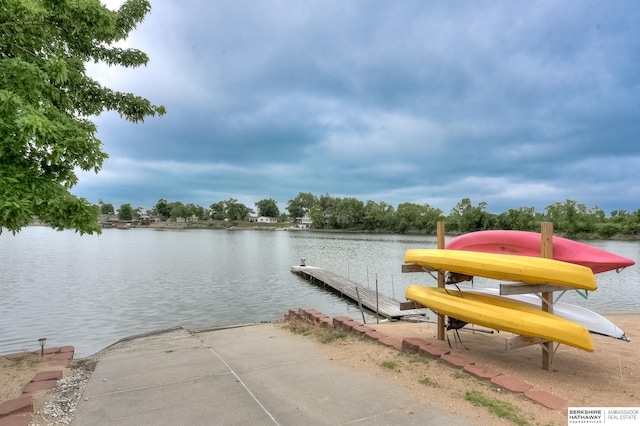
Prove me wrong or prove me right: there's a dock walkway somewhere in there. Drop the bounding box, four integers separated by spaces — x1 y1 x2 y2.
290 265 424 319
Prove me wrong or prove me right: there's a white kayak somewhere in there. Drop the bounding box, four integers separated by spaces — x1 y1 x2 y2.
449 286 629 342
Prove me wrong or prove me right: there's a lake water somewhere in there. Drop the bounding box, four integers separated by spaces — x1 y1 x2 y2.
1 227 639 357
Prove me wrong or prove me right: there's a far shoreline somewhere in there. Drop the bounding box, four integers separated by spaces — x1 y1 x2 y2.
38 218 639 241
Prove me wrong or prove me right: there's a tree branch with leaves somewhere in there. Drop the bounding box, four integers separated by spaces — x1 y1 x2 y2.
0 0 165 234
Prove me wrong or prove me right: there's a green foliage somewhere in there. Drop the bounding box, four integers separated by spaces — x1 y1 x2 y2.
255 198 280 218
310 193 338 229
496 207 538 231
98 200 115 215
185 203 207 220
285 318 347 343
153 199 171 219
287 192 317 219
167 201 188 219
117 203 134 221
362 200 395 231
224 198 250 221
451 369 467 379
396 202 444 233
149 199 208 221
418 377 439 387
88 192 640 238
545 200 606 238
406 353 431 365
315 327 347 343
209 201 226 220
335 197 364 229
287 320 312 336
465 390 530 425
0 0 165 234
449 198 495 232
380 360 398 371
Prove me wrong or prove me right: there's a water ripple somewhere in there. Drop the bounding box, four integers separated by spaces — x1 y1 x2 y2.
0 227 638 357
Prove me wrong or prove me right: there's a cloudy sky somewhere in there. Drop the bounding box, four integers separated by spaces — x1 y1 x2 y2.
75 0 640 215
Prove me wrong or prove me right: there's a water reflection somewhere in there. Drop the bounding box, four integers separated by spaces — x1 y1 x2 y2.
0 227 637 357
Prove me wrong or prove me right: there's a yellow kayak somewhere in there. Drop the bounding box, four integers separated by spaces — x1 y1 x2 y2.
405 286 594 351
404 249 597 291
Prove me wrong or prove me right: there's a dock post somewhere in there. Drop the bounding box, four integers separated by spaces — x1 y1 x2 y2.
355 287 367 324
437 221 446 341
541 222 554 370
375 273 379 324
391 273 395 299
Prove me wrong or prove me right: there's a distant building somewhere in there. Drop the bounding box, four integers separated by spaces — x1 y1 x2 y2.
256 216 278 224
295 214 312 229
98 214 119 228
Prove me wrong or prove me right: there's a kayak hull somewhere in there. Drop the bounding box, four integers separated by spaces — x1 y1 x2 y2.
450 286 628 341
446 230 635 274
405 286 595 351
404 249 598 291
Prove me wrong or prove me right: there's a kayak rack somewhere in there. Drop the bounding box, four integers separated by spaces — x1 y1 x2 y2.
401 221 571 371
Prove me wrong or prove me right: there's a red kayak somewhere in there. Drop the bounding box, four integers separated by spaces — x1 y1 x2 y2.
446 230 635 274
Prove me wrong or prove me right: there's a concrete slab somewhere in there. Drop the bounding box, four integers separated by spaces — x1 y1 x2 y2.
73 324 477 426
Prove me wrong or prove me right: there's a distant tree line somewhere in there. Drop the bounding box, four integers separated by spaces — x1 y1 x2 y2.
98 193 640 239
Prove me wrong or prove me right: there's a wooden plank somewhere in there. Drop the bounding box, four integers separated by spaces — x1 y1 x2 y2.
541 222 554 371
400 301 423 311
499 282 568 295
437 221 446 341
290 265 424 319
505 335 550 351
401 263 436 273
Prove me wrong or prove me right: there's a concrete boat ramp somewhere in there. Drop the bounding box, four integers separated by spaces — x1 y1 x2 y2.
72 324 474 425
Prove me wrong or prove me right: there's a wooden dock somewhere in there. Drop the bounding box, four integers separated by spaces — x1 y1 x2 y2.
290 265 425 320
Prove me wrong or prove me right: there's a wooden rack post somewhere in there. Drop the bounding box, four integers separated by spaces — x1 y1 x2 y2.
541 222 554 370
437 221 446 341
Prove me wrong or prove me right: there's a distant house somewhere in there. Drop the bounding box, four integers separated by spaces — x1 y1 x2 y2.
98 214 119 228
256 216 278 224
137 214 160 225
175 216 197 223
295 214 312 229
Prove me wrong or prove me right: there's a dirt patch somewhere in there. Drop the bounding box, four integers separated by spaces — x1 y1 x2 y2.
0 351 97 425
280 314 639 426
2 314 636 425
0 352 52 402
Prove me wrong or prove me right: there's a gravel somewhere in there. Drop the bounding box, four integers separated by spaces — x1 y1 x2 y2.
30 357 98 426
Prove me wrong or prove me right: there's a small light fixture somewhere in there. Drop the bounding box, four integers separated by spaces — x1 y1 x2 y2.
38 338 47 356
300 257 306 267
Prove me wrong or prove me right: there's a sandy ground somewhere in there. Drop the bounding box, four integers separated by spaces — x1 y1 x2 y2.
305 314 639 425
2 315 637 425
0 352 52 402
